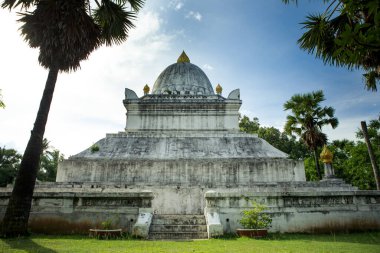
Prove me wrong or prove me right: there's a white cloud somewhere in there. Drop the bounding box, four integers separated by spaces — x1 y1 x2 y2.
175 2 183 10
186 11 202 21
0 9 176 156
203 64 214 71
169 0 184 11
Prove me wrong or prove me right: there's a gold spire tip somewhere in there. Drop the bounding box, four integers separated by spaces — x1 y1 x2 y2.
143 84 150 95
320 145 333 164
177 50 190 63
216 83 222 95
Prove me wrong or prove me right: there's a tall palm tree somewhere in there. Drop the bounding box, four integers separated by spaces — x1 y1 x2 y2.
284 90 338 179
1 0 144 237
283 0 380 91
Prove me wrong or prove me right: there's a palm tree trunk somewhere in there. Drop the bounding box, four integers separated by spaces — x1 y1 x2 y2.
313 149 322 180
1 67 59 237
361 121 380 190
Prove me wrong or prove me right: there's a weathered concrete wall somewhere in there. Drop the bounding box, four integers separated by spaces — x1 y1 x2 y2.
125 104 241 132
67 132 290 160
124 93 241 132
2 182 379 234
205 189 380 233
57 158 305 186
0 186 153 234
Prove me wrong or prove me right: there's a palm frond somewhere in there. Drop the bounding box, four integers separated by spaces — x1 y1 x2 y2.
282 0 332 4
363 70 379 91
298 14 342 67
283 90 338 150
113 0 144 11
0 89 5 109
19 0 101 71
94 0 136 46
1 0 36 9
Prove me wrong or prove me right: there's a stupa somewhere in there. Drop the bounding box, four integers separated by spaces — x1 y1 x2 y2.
1 52 379 239
57 51 305 215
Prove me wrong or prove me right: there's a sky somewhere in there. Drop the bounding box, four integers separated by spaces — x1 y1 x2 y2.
0 0 379 157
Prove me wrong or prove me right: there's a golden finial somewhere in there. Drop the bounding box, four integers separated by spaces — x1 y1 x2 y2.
320 145 333 164
177 50 190 63
143 84 150 95
216 84 222 95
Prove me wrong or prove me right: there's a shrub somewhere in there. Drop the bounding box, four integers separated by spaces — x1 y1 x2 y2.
239 201 272 229
90 144 99 153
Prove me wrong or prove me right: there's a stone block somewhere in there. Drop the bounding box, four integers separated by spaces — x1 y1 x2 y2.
132 212 153 239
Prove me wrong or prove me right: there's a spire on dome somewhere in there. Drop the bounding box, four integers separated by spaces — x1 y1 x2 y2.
177 51 190 63
143 84 150 95
320 145 333 164
216 84 222 95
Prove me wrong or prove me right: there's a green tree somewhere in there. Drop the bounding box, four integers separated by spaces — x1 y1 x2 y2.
284 90 338 179
239 115 260 134
283 0 380 91
304 156 322 181
37 139 64 182
257 126 309 160
357 116 380 147
330 139 378 190
1 0 144 237
0 148 22 187
0 89 5 108
355 117 380 188
239 116 309 160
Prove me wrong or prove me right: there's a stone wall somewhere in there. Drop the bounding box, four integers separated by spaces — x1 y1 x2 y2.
123 92 242 132
205 188 380 233
0 185 153 234
57 159 305 186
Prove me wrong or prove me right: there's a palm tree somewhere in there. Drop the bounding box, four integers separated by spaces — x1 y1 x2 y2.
1 0 144 237
284 90 338 179
283 0 380 91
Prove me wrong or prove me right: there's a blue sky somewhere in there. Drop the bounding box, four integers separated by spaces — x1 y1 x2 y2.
0 0 379 156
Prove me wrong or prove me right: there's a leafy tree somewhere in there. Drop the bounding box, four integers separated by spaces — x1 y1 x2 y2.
283 0 380 91
330 139 378 190
239 116 309 160
0 142 63 186
1 0 144 237
257 126 309 160
0 89 5 108
238 114 379 187
37 139 64 182
239 115 260 134
304 155 323 181
357 116 380 147
355 117 380 188
0 148 21 187
284 90 338 179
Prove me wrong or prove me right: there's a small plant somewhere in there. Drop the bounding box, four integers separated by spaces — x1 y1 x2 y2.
101 219 113 230
239 201 272 229
90 144 100 153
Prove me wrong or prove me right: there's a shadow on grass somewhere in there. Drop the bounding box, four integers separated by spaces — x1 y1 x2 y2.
211 233 239 241
259 231 380 244
2 236 57 253
205 231 380 246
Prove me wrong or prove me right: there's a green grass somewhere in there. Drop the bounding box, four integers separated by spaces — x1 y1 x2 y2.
1 232 380 253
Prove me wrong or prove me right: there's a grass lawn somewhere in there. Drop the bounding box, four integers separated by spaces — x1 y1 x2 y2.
1 232 380 253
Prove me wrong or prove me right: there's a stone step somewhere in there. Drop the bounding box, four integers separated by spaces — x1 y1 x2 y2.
152 215 206 225
149 214 208 240
149 232 208 240
150 224 207 233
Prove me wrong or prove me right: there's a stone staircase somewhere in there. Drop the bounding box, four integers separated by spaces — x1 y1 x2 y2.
149 214 208 240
